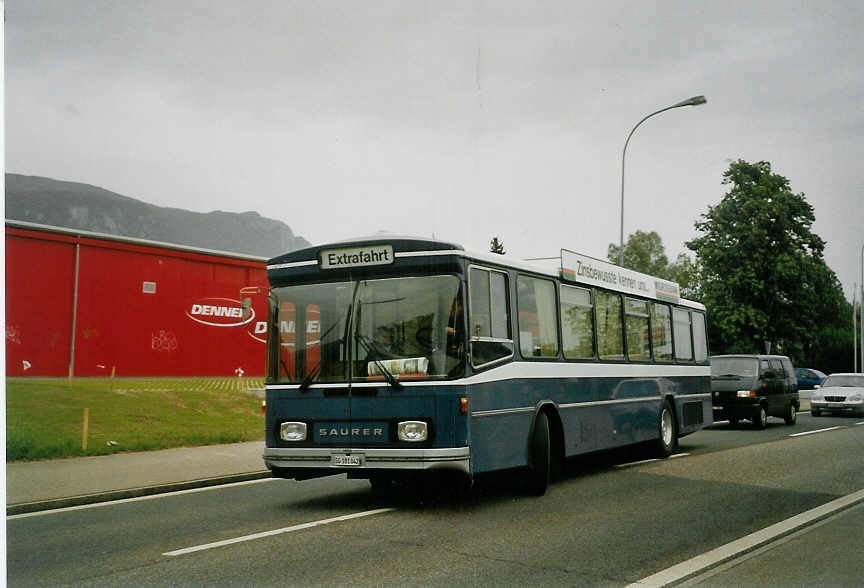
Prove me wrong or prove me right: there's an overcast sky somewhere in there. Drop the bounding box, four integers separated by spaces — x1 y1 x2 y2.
6 1 863 298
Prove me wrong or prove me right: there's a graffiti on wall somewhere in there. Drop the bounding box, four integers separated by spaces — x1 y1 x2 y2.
151 330 179 352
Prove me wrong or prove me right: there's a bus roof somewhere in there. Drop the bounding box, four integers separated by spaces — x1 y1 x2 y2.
267 235 705 310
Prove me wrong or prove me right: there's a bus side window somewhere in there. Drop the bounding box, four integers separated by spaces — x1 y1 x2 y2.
651 303 673 361
560 285 594 359
595 291 624 360
517 275 559 358
691 311 708 362
624 298 651 361
673 308 693 361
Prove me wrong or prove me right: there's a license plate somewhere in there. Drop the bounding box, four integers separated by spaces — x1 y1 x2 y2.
332 454 362 467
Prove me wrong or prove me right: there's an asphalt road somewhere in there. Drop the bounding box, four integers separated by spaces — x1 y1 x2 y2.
8 412 864 587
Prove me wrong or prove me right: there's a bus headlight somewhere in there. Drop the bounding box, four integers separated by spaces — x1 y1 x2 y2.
280 422 307 442
397 421 428 442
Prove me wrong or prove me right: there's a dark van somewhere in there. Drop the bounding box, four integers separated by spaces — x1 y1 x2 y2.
710 354 799 429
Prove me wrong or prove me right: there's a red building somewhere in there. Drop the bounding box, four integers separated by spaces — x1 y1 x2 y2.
5 221 271 377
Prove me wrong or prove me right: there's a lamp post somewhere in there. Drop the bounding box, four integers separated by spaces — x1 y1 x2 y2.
619 95 707 266
854 282 858 373
860 243 864 372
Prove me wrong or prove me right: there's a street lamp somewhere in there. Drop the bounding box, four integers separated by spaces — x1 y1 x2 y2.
619 95 707 266
860 243 864 372
854 283 858 373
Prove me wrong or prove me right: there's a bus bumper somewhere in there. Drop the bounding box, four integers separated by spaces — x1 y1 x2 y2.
263 446 470 478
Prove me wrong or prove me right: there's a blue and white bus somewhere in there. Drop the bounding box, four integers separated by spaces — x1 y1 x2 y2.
262 236 711 495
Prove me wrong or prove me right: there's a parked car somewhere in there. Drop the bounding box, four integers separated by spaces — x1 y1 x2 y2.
810 373 864 417
796 367 826 390
711 354 799 428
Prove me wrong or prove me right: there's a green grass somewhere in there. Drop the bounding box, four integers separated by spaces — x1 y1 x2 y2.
6 377 266 461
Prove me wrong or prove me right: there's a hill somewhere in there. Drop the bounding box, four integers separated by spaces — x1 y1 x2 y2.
5 173 310 257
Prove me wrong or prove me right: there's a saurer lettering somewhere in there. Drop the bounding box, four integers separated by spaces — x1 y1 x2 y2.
319 427 384 437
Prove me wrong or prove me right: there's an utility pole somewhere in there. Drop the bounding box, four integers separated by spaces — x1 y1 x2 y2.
854 283 858 373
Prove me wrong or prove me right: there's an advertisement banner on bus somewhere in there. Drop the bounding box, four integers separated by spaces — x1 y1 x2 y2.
559 249 680 303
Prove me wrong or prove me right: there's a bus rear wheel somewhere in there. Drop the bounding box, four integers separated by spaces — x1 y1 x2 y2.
655 399 677 458
526 412 551 496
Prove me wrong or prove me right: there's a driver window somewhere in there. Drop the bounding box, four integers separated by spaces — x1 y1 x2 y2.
469 267 513 367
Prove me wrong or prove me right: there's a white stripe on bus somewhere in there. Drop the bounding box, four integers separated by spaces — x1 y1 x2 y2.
266 362 710 390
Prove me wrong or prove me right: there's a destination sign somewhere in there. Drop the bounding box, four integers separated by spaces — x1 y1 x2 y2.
560 249 680 303
319 245 395 269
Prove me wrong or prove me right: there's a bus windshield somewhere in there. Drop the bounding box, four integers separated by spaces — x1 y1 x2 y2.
269 275 464 384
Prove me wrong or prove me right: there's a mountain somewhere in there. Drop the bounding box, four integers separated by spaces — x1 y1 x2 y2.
4 174 310 257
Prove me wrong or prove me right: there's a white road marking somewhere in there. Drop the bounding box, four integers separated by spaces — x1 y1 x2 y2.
677 505 861 587
625 488 864 587
7 478 276 520
789 426 844 437
163 508 396 556
614 453 690 468
615 458 660 468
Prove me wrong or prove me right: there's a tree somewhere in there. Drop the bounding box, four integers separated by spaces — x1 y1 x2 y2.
795 256 854 373
607 230 702 297
490 237 506 255
667 252 701 301
686 159 839 362
607 230 670 278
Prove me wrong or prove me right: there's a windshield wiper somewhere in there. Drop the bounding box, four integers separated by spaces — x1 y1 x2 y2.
298 362 321 392
295 303 353 391
355 333 403 390
712 373 743 379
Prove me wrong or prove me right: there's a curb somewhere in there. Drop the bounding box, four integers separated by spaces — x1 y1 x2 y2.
7 470 272 516
626 489 864 587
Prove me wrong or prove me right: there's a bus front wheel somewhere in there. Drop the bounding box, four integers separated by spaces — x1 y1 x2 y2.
526 412 551 496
